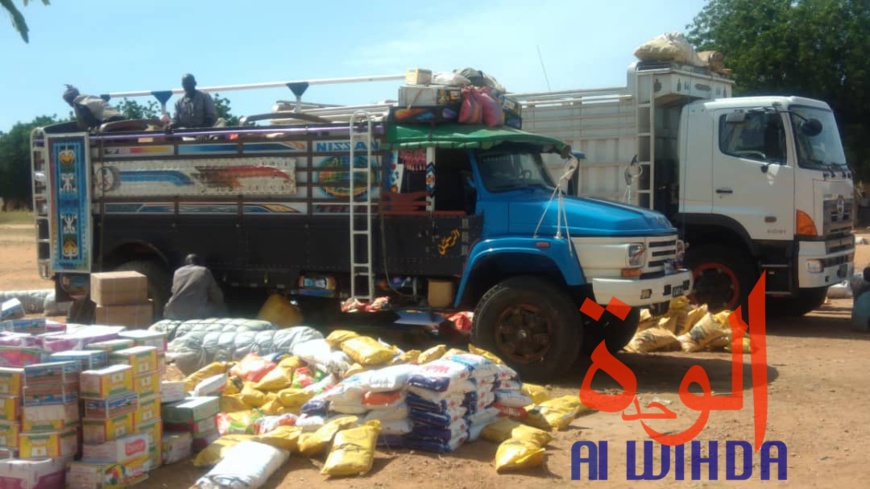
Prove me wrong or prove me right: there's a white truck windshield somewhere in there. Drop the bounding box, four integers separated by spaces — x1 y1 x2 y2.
790 106 848 172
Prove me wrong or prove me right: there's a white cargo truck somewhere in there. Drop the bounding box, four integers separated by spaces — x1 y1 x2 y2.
512 59 855 316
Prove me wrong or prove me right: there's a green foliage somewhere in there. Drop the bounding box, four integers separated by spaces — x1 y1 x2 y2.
0 114 60 202
116 98 160 120
212 93 240 126
686 0 870 179
2 0 50 43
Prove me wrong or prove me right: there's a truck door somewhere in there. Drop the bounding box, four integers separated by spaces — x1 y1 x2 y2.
711 109 794 240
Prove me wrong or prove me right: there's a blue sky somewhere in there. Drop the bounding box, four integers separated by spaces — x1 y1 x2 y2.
1 0 707 132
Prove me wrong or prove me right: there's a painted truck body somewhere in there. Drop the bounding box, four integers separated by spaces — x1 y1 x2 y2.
30 74 692 380
513 60 855 315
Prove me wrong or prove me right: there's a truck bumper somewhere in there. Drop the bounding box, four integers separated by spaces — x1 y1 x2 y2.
590 269 693 307
797 240 854 288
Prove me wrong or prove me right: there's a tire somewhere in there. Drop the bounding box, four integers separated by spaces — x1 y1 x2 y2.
582 306 641 355
471 276 582 382
114 259 172 323
684 244 757 318
767 287 829 317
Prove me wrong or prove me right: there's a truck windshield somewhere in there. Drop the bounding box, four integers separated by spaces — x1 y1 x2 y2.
476 147 556 193
790 106 848 172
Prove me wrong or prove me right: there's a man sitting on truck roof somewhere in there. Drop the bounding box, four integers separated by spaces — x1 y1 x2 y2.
166 73 220 130
163 253 227 320
62 85 125 131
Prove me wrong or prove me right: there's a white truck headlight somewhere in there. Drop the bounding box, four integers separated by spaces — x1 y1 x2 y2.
807 260 823 273
627 243 646 267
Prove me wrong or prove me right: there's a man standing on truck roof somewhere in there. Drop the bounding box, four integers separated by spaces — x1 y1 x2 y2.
62 85 125 131
163 253 227 320
166 73 219 130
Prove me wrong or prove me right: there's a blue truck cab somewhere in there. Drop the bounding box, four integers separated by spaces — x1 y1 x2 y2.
30 72 691 381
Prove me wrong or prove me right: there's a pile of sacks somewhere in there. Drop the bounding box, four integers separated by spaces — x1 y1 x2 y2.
182 329 593 482
624 297 755 354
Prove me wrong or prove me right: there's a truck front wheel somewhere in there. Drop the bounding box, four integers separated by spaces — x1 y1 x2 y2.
472 276 582 382
684 244 755 315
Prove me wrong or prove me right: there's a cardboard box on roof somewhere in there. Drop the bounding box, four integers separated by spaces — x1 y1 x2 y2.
95 302 153 329
90 271 148 306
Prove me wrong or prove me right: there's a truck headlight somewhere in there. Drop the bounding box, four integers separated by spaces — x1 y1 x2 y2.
627 243 646 267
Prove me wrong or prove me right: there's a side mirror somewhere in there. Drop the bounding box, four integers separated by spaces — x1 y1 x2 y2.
560 144 573 159
800 118 823 137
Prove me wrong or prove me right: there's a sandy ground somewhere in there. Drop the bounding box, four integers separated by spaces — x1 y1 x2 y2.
2 220 869 488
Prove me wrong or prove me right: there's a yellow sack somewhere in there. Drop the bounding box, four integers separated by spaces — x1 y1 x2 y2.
725 336 756 353
256 425 303 452
192 434 255 467
468 344 505 365
298 416 359 458
417 344 446 364
261 397 295 415
523 395 588 431
513 425 553 446
624 327 681 353
685 310 732 348
343 363 371 379
224 376 242 396
520 383 551 404
253 356 301 392
321 420 382 477
481 417 523 443
220 394 249 413
185 361 234 392
326 330 360 348
241 384 268 408
277 388 314 409
389 349 420 365
340 336 396 366
495 438 545 473
257 292 303 327
681 304 709 335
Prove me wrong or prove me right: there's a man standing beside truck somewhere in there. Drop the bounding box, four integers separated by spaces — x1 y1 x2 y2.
163 254 227 320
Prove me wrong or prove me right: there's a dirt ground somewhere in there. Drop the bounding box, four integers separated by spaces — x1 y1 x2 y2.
2 220 869 488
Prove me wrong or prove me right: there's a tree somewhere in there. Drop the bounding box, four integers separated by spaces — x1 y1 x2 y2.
0 115 61 203
686 0 870 181
115 98 160 120
2 0 49 43
212 93 240 126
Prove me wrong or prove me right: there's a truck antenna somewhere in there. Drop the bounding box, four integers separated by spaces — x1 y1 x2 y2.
537 44 552 91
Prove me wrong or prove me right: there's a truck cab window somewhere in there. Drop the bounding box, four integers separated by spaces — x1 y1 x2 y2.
719 112 786 164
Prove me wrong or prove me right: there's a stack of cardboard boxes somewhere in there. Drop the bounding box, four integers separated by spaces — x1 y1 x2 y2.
162 397 220 454
18 361 81 462
90 272 153 329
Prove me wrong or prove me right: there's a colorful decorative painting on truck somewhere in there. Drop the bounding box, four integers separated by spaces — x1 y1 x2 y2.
94 157 296 196
100 141 306 158
103 202 305 215
47 135 91 273
313 155 379 200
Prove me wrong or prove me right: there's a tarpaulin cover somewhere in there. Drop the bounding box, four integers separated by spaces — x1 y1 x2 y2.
383 123 566 151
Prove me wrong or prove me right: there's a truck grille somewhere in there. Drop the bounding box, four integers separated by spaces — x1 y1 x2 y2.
645 236 678 274
822 198 854 255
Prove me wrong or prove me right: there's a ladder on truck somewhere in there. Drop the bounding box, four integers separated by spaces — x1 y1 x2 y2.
348 110 375 303
29 128 52 280
630 69 656 210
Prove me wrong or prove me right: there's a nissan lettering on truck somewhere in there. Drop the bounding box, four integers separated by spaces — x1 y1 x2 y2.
29 68 692 380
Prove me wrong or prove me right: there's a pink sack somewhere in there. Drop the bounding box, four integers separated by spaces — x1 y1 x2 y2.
458 86 482 124
475 87 505 127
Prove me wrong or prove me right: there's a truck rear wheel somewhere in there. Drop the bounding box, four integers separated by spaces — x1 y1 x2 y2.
471 276 582 382
684 244 756 315
768 287 829 317
114 259 171 324
582 306 641 355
